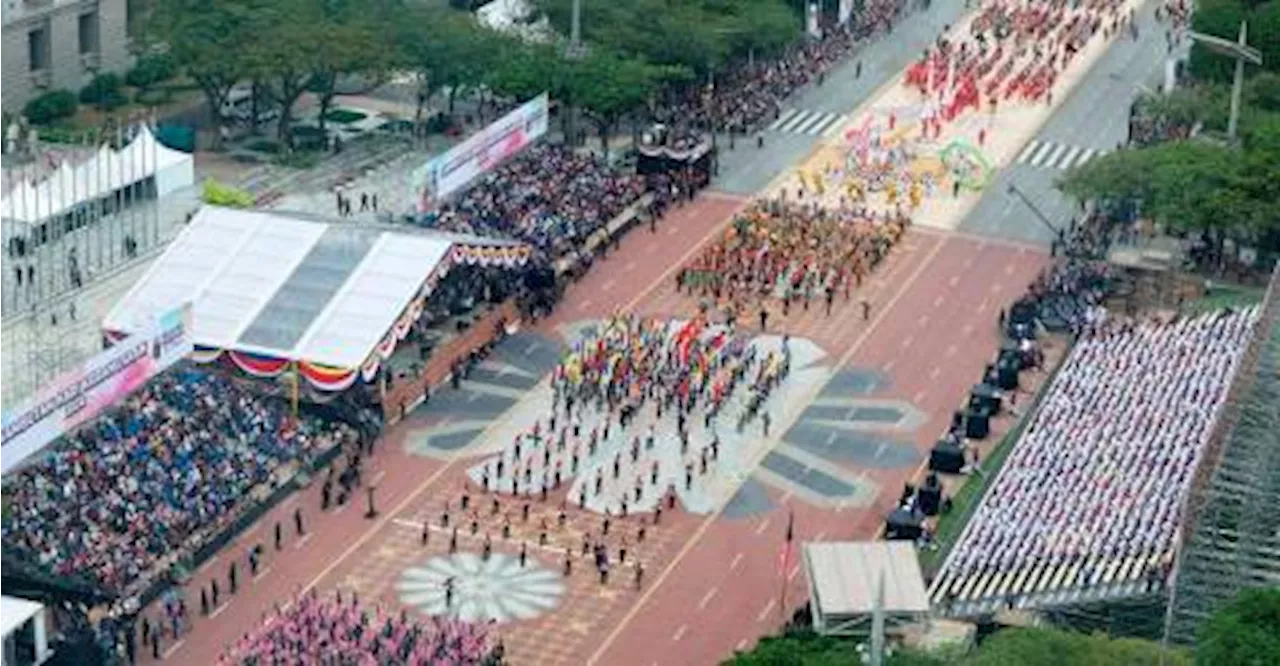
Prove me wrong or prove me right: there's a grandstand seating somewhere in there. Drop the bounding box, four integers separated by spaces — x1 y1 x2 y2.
930 308 1260 615
1 368 356 599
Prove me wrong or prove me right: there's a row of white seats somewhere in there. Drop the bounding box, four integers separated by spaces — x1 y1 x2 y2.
930 308 1260 612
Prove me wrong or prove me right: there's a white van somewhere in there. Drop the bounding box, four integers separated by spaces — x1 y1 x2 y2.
220 85 279 124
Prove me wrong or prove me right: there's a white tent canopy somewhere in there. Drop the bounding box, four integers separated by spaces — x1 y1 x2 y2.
0 126 194 224
0 596 42 640
103 206 522 370
804 541 931 636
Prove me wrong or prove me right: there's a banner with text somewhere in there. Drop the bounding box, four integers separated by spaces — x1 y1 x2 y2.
1 304 194 476
415 93 550 211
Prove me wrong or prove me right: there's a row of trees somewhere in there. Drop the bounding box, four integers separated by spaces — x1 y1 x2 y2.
1057 0 1280 263
139 0 802 152
728 588 1280 665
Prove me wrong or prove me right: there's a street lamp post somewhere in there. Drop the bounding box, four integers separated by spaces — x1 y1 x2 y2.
1006 182 1060 237
1187 22 1263 142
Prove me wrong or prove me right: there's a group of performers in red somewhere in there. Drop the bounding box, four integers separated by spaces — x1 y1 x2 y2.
905 0 1134 118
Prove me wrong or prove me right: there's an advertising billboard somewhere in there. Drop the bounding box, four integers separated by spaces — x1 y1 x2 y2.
1 304 194 476
414 92 550 211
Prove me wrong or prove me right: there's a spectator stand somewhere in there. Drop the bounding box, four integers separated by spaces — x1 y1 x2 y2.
927 306 1261 619
99 206 538 426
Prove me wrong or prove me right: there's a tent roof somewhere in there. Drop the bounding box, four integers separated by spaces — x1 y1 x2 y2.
0 596 43 638
1 126 192 224
804 541 931 616
103 206 520 369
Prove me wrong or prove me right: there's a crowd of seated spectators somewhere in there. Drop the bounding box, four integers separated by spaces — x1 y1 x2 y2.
1 368 357 600
417 144 648 261
217 590 498 666
938 307 1259 605
653 0 906 135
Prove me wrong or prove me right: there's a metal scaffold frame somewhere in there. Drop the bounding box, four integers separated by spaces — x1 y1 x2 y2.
1163 265 1280 645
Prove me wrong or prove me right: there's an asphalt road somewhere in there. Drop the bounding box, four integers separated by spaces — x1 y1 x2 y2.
715 0 972 195
959 0 1184 244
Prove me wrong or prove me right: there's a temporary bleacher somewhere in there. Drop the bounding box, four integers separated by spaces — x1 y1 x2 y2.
929 307 1263 617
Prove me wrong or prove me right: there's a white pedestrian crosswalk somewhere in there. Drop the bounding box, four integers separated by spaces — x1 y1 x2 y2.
767 108 847 137
1016 139 1108 171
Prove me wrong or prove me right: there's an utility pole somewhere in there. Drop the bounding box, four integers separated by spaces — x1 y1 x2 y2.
1188 22 1263 143
1006 182 1059 236
565 0 585 146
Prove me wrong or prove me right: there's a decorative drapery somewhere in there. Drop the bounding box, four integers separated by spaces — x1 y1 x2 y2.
298 362 359 392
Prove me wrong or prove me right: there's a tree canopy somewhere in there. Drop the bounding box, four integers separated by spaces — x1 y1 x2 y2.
1056 75 1280 257
533 0 800 73
1196 587 1280 666
137 0 799 153
723 627 1191 666
1188 0 1280 84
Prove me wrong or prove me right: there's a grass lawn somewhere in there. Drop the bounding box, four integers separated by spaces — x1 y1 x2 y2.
322 108 368 124
918 340 1075 574
1183 282 1266 315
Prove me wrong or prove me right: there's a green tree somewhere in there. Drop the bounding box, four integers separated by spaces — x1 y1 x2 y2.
397 8 507 125
534 0 798 74
1196 588 1280 666
243 0 327 150
1188 0 1280 84
567 51 669 155
308 0 396 133
141 0 267 145
484 41 566 104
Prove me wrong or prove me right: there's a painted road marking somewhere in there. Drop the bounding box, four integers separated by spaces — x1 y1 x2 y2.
299 192 754 637
294 533 313 549
757 600 776 622
730 553 744 571
589 234 950 665
755 517 772 535
162 640 186 659
253 567 272 582
210 602 231 619
698 586 719 609
672 624 688 642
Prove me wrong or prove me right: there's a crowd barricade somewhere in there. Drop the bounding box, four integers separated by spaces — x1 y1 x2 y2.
556 193 655 280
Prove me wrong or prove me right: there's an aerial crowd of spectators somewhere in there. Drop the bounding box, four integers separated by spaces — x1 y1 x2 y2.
218 591 498 666
936 306 1259 608
1 368 357 599
417 144 648 261
653 0 907 135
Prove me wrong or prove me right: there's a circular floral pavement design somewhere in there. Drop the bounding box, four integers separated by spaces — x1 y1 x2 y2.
395 552 565 623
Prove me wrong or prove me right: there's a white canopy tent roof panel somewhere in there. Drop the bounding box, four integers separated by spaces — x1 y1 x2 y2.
805 541 931 617
0 595 43 638
103 207 326 349
103 206 516 370
296 232 453 368
0 127 194 224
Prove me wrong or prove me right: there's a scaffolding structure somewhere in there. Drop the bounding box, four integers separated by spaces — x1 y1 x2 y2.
1163 265 1280 644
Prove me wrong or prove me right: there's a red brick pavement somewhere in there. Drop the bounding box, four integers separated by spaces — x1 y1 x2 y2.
137 190 1049 666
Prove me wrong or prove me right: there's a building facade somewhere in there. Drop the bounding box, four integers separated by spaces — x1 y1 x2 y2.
2 0 132 115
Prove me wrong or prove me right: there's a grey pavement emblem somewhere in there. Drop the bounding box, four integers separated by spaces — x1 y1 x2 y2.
404 330 562 460
396 552 564 623
730 368 925 512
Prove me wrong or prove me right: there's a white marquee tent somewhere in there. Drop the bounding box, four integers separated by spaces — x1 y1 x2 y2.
103 207 528 386
804 541 932 636
0 126 194 224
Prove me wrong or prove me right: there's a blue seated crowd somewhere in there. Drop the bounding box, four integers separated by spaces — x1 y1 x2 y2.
1 368 358 600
